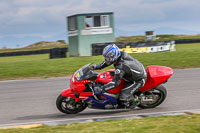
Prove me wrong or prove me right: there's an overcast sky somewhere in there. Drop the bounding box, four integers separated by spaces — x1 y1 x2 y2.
0 0 200 48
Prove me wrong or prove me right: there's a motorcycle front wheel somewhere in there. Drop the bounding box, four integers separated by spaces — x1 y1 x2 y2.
138 85 167 109
56 94 87 114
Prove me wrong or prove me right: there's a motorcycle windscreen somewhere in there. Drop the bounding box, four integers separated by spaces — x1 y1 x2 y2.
75 64 97 81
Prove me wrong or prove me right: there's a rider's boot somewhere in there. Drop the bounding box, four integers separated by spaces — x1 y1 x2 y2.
121 95 139 109
129 95 140 109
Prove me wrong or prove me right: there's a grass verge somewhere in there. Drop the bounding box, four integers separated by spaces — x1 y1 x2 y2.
0 114 200 133
0 43 200 80
0 44 67 53
116 34 200 42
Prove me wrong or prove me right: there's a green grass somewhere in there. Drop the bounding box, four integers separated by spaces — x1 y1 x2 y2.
116 34 200 42
132 43 200 69
0 114 200 133
156 34 200 41
116 35 145 42
0 44 67 53
0 54 105 80
0 43 200 80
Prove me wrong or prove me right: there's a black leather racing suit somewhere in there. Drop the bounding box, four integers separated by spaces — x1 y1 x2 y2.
95 51 147 102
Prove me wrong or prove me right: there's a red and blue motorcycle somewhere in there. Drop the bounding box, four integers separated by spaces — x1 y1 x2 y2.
56 63 173 114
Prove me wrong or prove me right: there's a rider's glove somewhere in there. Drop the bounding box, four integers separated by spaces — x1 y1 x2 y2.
91 64 97 70
94 86 105 93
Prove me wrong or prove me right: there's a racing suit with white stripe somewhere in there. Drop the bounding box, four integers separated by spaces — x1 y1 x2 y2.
95 51 147 103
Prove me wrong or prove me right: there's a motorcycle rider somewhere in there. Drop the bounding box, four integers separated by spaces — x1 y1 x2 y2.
91 44 147 108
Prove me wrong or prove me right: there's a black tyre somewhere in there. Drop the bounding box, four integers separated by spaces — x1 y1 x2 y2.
56 94 87 114
138 85 167 109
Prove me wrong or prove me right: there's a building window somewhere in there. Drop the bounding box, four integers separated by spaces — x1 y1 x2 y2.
85 16 93 28
68 17 77 31
102 15 109 27
85 15 110 29
94 16 101 27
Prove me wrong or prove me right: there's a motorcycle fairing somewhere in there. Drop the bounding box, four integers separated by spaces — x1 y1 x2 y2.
84 93 118 109
61 88 93 102
95 70 125 94
139 66 173 92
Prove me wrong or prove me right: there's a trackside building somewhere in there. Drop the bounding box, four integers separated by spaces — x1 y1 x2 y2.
67 12 115 56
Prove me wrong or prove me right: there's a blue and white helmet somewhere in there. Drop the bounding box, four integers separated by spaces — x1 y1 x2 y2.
102 44 121 65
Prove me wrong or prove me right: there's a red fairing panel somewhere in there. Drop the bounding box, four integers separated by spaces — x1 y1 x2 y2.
61 88 93 102
95 70 114 84
95 70 125 94
140 66 173 92
61 88 78 100
70 74 92 92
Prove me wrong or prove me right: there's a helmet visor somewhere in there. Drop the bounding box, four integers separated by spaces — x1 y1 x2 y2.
105 56 110 62
104 54 114 65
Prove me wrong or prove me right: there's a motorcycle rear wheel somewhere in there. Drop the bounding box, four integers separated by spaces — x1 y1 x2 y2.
138 85 167 109
56 94 87 114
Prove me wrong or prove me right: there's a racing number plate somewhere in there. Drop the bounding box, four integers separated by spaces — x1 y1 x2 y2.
75 70 81 80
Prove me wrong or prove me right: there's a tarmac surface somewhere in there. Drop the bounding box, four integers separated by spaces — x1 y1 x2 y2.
0 68 200 126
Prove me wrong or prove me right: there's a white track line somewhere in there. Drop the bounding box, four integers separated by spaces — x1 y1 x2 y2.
1 108 200 127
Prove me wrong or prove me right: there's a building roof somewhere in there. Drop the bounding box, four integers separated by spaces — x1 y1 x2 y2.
67 12 114 18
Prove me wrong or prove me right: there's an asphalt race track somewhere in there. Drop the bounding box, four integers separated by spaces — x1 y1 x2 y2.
0 68 200 126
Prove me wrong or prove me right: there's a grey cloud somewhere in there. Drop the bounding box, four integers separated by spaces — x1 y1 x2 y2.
0 0 200 47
